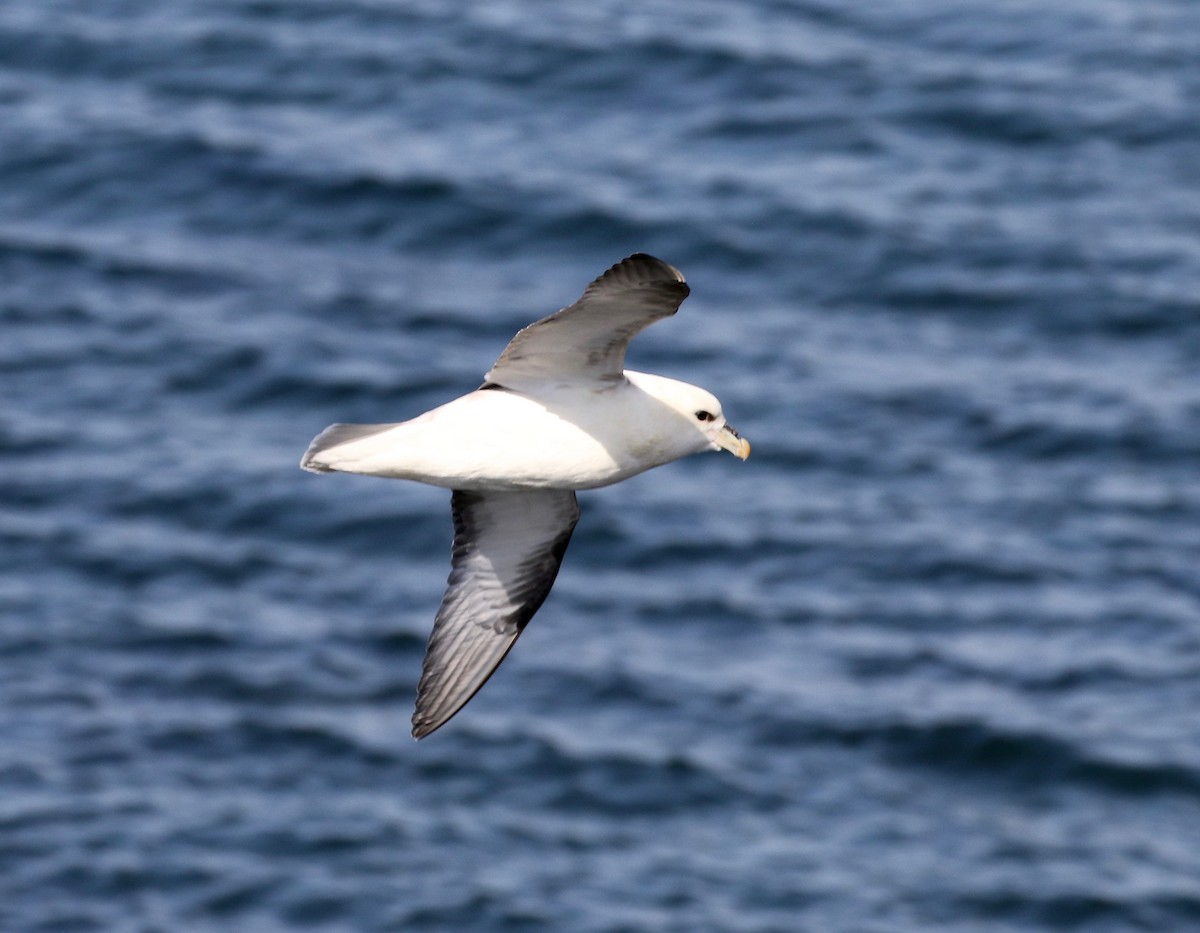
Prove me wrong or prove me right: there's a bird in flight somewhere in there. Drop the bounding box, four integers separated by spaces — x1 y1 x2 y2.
302 254 750 738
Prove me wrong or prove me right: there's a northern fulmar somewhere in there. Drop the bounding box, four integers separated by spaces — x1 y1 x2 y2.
302 254 750 738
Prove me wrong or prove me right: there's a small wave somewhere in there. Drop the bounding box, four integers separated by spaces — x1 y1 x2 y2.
758 715 1200 798
970 409 1200 464
144 714 400 769
952 888 1200 930
0 415 72 456
440 730 744 816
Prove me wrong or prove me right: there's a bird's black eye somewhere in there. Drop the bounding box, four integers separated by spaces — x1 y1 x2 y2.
695 410 715 422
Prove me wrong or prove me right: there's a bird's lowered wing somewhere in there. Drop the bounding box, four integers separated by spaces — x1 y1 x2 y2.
412 488 581 739
485 253 689 390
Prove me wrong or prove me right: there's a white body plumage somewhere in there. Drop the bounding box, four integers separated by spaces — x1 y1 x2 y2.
302 371 735 491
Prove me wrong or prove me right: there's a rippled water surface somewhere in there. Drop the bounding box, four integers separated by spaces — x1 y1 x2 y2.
4 1 1200 930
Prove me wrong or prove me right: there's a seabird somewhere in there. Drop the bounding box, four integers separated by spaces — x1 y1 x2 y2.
301 254 750 738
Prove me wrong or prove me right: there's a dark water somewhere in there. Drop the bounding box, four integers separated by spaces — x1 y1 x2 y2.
4 1 1200 930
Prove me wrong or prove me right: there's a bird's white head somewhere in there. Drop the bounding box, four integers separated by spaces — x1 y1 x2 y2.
625 371 751 462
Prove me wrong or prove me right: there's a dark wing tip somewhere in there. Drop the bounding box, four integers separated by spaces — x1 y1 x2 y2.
618 253 686 284
411 712 447 741
409 634 524 740
588 254 689 302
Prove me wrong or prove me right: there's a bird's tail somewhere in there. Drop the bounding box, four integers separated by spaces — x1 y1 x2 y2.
300 423 400 473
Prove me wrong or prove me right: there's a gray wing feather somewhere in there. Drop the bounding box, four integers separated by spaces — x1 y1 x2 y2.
485 253 689 390
412 488 580 739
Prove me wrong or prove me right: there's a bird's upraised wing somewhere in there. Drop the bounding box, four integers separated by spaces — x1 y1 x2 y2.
412 488 580 739
485 253 689 391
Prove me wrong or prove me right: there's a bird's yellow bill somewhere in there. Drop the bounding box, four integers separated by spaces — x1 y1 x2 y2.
717 425 751 460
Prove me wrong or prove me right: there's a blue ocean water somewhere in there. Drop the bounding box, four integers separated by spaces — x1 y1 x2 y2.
3 0 1200 930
